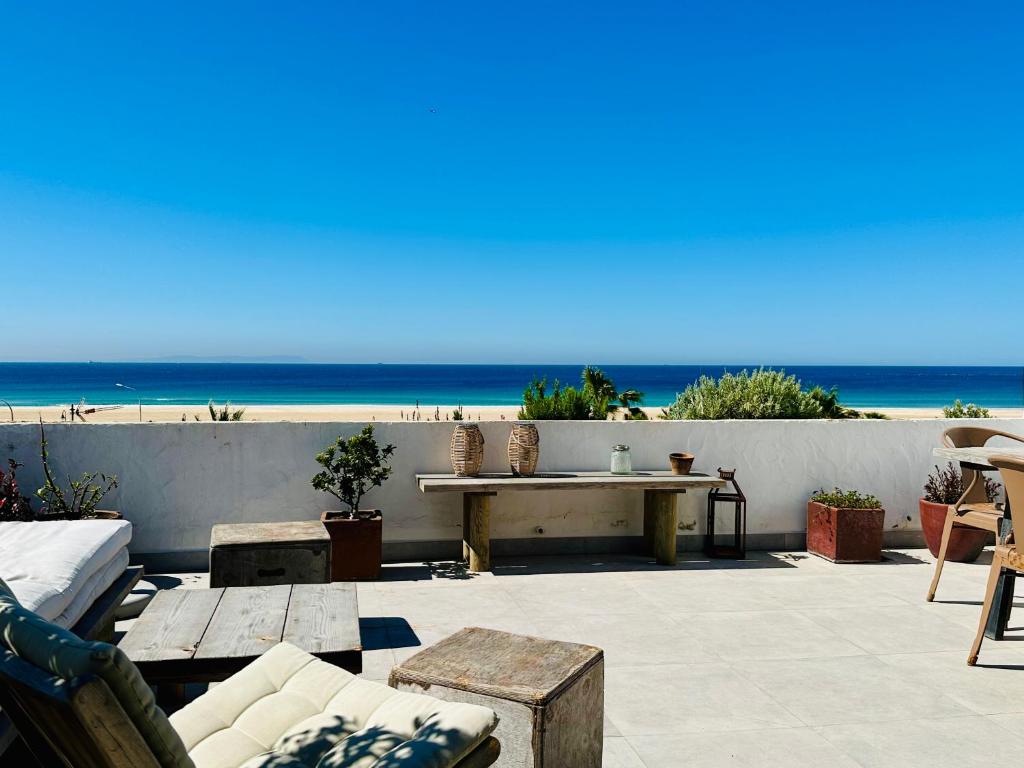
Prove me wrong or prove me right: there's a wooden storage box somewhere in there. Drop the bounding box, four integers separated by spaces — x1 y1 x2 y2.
210 521 331 587
389 627 604 767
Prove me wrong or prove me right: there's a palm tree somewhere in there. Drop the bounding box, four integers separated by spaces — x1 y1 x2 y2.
581 366 645 420
208 401 245 421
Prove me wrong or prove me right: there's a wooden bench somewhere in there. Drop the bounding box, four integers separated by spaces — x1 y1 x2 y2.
416 471 726 571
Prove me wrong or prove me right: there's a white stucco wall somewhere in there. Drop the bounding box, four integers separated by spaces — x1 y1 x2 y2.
2 418 1020 559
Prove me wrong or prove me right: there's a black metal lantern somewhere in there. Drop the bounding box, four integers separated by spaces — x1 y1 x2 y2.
706 468 746 559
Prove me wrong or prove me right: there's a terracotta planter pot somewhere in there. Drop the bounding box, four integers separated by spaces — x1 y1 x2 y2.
807 500 884 563
320 511 382 581
918 499 989 562
669 452 694 475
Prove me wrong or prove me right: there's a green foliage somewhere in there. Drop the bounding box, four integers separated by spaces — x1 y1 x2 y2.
35 422 118 519
663 368 824 420
520 367 646 421
924 462 1000 505
209 401 245 421
810 487 882 509
311 424 395 516
452 405 464 421
662 369 883 420
518 378 592 420
0 459 34 522
942 400 991 418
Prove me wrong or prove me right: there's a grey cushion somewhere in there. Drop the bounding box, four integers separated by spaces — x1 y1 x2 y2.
0 576 194 768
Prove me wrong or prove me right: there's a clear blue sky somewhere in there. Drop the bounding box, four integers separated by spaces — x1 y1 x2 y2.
3 2 1022 364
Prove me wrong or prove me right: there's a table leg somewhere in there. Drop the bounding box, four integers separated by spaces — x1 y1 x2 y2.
464 493 492 572
985 517 1015 641
645 490 678 566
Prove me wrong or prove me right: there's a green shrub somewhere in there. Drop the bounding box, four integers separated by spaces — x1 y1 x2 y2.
662 368 823 420
209 401 245 421
942 400 991 418
518 378 592 420
311 424 395 516
810 487 881 509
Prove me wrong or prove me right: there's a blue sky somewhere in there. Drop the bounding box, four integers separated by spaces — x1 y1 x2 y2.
2 2 1022 364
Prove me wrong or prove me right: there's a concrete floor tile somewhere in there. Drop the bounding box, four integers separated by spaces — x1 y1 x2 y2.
732 655 972 726
681 610 864 661
988 712 1024 737
816 715 1020 768
603 737 647 767
803 604 976 655
875 649 1024 714
628 727 861 768
604 663 802 736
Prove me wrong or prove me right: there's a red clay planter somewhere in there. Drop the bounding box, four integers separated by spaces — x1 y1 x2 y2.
918 499 988 562
807 500 884 563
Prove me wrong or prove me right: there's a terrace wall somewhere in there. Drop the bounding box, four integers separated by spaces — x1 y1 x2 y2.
2 418 1021 570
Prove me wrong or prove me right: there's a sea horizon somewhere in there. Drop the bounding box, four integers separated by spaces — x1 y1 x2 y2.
1 362 1021 409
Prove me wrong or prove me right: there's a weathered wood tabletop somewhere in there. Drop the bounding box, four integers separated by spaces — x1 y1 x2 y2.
119 583 362 682
416 471 726 572
933 445 1024 469
417 470 725 493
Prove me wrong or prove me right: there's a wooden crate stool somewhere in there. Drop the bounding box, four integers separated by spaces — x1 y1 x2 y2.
389 626 604 767
210 521 330 588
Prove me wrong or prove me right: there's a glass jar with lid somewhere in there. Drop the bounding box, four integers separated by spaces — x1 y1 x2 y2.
610 444 632 475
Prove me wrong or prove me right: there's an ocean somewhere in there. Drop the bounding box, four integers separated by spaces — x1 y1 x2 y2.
0 363 1021 409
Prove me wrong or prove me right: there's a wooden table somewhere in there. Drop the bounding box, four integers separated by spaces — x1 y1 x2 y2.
390 626 604 767
119 583 362 693
416 471 726 572
933 446 1019 639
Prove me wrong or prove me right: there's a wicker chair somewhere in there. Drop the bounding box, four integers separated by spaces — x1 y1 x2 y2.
926 427 1024 602
968 454 1024 665
0 580 500 768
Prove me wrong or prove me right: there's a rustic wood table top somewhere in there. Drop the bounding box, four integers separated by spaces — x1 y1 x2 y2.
933 445 1024 469
416 470 725 494
119 583 362 682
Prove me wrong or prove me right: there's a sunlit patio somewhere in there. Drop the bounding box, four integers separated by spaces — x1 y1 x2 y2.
111 548 1024 768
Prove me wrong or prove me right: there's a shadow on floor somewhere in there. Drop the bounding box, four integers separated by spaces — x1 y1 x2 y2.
379 561 477 582
359 617 421 650
488 553 803 575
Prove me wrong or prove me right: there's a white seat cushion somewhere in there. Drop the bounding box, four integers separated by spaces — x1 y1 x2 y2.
170 643 497 768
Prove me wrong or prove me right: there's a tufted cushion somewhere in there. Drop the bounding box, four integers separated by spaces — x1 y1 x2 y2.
0 577 194 768
170 643 498 768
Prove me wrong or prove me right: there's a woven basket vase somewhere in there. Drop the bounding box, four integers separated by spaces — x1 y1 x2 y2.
507 422 540 477
450 424 485 477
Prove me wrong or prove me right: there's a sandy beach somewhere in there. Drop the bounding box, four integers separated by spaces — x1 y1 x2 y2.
6 403 1021 423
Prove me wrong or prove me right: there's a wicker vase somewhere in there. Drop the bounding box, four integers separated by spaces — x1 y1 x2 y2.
507 422 540 477
450 424 484 477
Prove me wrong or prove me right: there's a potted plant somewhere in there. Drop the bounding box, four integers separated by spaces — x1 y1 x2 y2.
919 462 997 562
0 459 35 522
312 424 395 581
35 423 120 520
807 487 884 563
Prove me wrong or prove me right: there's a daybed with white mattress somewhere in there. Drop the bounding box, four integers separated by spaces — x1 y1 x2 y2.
0 519 142 754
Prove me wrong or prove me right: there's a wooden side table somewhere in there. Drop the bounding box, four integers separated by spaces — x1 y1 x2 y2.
210 521 330 587
389 627 604 767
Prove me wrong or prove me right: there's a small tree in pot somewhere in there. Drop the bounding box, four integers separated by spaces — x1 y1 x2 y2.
312 424 395 581
919 463 999 562
807 488 885 563
35 422 120 520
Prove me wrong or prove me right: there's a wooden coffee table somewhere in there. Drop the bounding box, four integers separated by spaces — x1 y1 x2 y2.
119 583 362 691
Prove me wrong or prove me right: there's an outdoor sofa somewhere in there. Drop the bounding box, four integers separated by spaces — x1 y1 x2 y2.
0 577 501 767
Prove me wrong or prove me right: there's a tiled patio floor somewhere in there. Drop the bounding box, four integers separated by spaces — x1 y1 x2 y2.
122 549 1024 768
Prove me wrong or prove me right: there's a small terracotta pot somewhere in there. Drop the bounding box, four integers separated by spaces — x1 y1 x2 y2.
918 499 989 562
669 452 694 475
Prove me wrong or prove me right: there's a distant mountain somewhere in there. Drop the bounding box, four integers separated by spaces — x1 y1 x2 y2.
140 355 310 364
